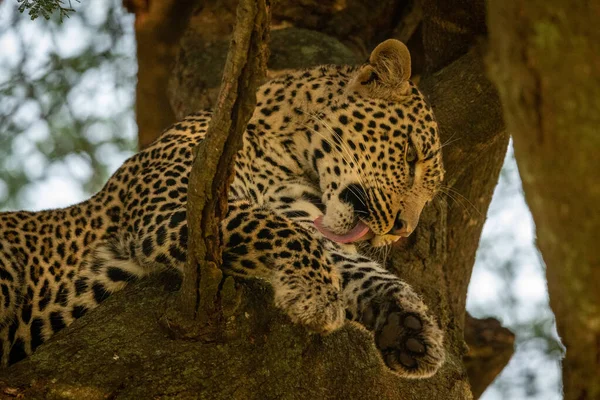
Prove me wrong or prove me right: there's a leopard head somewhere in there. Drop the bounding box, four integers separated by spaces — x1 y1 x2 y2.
310 40 444 247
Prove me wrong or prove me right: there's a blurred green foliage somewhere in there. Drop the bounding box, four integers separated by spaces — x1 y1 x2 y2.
17 0 78 21
16 0 77 21
0 0 136 211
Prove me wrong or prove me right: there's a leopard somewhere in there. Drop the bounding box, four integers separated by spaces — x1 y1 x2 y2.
0 39 445 377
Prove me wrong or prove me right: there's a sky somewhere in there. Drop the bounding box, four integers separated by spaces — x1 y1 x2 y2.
0 1 563 398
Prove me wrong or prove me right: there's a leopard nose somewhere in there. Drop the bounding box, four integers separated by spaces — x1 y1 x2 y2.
389 213 413 237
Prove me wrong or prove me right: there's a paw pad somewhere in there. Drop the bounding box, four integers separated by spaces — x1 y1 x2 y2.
403 314 422 331
405 337 425 354
398 352 417 368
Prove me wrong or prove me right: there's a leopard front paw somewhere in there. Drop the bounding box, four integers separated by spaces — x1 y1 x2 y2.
273 277 345 334
360 286 444 378
375 305 444 378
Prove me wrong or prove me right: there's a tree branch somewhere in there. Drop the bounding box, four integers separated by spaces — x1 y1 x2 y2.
464 314 515 399
165 0 270 339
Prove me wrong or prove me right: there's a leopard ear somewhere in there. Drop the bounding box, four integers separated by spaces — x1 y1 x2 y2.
349 39 412 100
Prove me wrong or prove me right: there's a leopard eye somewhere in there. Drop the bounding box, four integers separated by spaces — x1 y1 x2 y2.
406 142 418 164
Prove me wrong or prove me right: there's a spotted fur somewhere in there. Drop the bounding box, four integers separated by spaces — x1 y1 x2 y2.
0 40 445 377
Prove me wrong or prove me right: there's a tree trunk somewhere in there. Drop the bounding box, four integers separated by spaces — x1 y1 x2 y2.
487 1 600 399
125 0 199 149
0 2 515 398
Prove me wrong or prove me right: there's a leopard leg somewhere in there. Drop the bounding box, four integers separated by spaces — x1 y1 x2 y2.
220 199 345 334
0 252 26 366
65 234 153 317
0 253 22 329
69 190 191 312
329 248 445 378
70 196 345 335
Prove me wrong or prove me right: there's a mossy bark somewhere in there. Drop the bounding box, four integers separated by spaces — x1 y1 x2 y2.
487 1 600 399
1 276 469 400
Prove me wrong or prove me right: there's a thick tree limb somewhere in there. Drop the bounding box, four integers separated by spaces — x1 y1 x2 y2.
487 2 600 398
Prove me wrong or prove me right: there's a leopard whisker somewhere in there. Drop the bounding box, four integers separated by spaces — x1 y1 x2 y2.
438 186 483 218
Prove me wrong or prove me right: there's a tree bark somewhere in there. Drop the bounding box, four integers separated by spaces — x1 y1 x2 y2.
421 0 487 74
487 1 600 399
463 314 515 399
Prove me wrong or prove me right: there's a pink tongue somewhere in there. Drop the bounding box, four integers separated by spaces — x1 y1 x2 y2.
314 216 370 244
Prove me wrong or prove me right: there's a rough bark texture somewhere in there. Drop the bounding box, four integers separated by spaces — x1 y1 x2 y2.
487 2 600 399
